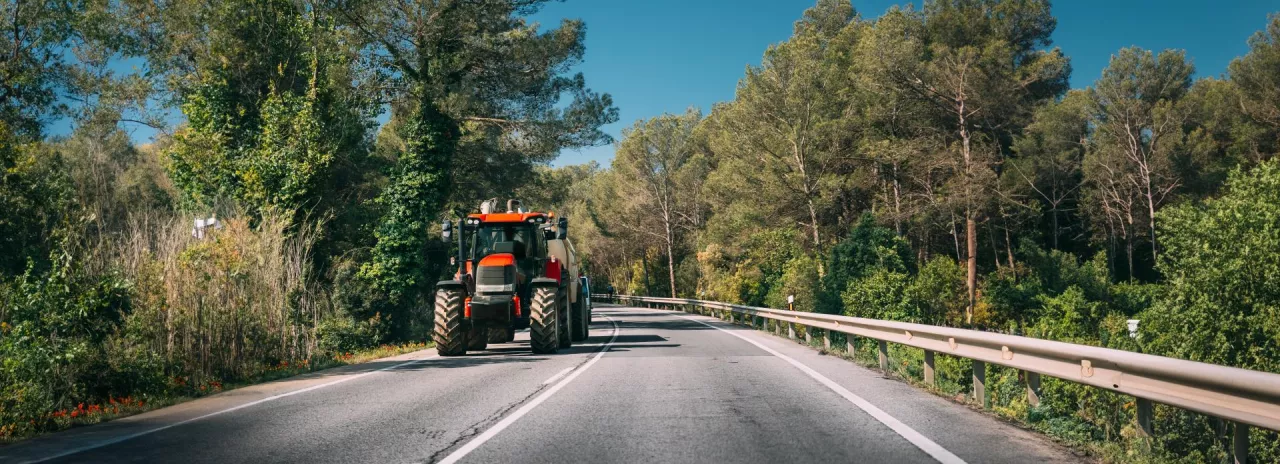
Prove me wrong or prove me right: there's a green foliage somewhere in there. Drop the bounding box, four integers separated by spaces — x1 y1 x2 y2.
820 215 913 314
906 257 968 325
316 314 390 355
1143 161 1280 373
0 255 132 436
0 135 73 276
360 102 457 324
165 1 371 216
765 255 822 314
841 269 913 321
1229 14 1280 138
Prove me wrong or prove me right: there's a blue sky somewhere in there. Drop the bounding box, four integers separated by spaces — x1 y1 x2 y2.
534 0 1280 167
55 1 1279 167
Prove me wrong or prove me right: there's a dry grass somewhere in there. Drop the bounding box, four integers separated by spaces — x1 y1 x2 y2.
106 210 327 382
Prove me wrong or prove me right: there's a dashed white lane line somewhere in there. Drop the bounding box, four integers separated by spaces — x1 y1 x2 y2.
670 311 968 464
23 355 438 464
437 314 620 464
542 366 576 385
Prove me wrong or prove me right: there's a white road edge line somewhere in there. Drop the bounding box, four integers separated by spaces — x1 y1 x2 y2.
437 314 620 464
23 354 438 464
669 311 967 464
542 366 575 385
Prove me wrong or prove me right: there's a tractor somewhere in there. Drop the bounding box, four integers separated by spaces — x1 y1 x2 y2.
433 199 590 356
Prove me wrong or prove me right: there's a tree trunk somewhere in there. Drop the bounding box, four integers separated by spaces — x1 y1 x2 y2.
989 224 1001 269
1147 193 1158 265
665 219 677 298
806 197 820 248
966 215 978 325
1051 208 1060 250
892 162 903 236
1126 236 1135 281
951 213 962 262
1004 226 1015 269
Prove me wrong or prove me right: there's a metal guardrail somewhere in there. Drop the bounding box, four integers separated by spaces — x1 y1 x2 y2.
593 294 1280 458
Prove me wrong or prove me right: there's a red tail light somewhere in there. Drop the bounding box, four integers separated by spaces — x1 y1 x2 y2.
513 296 521 317
465 297 472 318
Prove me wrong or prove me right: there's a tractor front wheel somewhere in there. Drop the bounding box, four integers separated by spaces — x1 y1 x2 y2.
434 289 467 356
530 286 559 354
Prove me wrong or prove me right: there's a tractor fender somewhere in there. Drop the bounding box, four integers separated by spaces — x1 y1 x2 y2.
436 280 467 291
530 277 560 288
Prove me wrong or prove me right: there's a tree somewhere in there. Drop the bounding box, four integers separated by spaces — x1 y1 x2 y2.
611 109 708 297
154 0 371 217
1082 47 1194 279
706 1 860 256
1008 90 1091 251
1229 14 1280 136
334 0 617 314
864 0 1069 322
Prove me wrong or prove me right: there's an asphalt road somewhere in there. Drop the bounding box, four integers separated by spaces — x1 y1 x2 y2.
1 305 1080 464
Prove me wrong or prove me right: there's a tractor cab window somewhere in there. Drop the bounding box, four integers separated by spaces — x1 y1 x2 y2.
472 224 537 260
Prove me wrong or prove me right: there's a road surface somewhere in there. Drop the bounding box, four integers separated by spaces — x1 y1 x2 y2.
1 305 1080 464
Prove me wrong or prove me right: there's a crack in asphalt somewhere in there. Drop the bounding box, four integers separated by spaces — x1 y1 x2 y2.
422 314 621 464
424 379 555 464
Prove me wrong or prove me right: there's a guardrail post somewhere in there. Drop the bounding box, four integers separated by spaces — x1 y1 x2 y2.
1136 398 1152 436
878 340 888 371
788 323 795 340
924 350 935 386
846 335 856 356
1026 371 1041 407
1233 422 1249 464
823 330 831 350
973 360 987 409
805 327 812 345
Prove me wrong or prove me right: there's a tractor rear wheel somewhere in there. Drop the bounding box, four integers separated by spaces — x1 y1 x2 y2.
505 328 516 343
486 327 509 344
466 327 487 351
558 292 572 348
530 286 559 354
570 298 589 342
434 289 467 356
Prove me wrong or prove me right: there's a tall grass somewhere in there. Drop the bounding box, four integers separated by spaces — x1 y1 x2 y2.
108 211 326 382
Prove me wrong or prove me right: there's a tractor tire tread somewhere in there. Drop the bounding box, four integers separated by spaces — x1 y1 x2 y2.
434 290 467 356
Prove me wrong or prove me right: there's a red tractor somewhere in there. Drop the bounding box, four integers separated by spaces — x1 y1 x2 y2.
434 200 589 355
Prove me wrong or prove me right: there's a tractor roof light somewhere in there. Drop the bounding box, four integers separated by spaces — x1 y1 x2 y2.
465 218 481 226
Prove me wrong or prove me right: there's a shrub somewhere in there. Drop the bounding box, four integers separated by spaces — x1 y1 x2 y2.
316 314 390 355
0 255 131 437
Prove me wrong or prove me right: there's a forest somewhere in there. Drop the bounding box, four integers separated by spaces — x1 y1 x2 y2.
1 0 1278 461
550 1 1280 461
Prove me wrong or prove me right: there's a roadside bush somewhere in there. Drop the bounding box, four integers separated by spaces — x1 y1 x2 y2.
0 255 131 437
316 313 390 355
842 269 913 321
906 257 967 326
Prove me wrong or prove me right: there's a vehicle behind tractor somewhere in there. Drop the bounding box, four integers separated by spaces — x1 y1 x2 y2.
433 200 590 356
